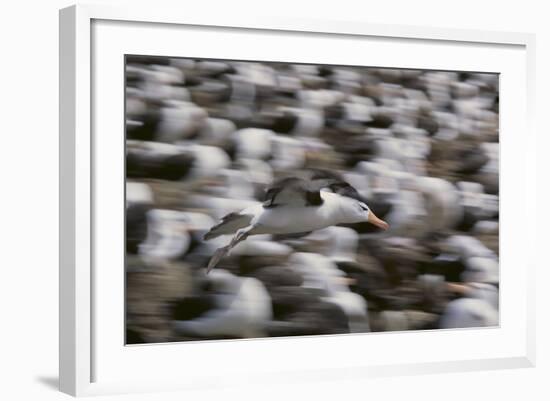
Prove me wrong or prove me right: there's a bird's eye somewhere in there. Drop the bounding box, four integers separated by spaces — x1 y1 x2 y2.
359 204 369 212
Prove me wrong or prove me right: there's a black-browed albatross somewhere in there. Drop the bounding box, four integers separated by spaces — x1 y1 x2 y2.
204 173 389 272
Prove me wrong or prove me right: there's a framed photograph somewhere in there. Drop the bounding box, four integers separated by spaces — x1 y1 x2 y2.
59 4 536 397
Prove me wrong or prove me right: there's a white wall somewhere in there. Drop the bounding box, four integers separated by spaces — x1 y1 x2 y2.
0 0 547 400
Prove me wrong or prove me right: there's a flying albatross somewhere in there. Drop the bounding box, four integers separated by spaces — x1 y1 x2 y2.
204 172 389 272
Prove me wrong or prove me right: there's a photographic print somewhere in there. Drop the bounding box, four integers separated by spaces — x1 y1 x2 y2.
125 56 499 344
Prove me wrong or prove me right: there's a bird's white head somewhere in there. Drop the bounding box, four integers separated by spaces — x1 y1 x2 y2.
338 196 390 230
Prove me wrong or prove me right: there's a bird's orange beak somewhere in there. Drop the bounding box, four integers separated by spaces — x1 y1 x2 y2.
367 211 389 230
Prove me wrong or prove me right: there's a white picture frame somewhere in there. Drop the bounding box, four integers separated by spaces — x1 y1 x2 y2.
59 4 536 397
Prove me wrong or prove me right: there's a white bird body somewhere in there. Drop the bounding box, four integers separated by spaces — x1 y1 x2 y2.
245 191 343 235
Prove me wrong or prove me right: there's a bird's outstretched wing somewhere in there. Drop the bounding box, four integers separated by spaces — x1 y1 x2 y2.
324 180 363 201
307 168 365 202
263 170 363 208
263 177 325 208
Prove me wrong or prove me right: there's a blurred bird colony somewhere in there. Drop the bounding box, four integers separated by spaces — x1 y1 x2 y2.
125 55 499 344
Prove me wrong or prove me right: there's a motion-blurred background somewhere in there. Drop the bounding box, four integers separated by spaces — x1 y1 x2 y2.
125 56 499 344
